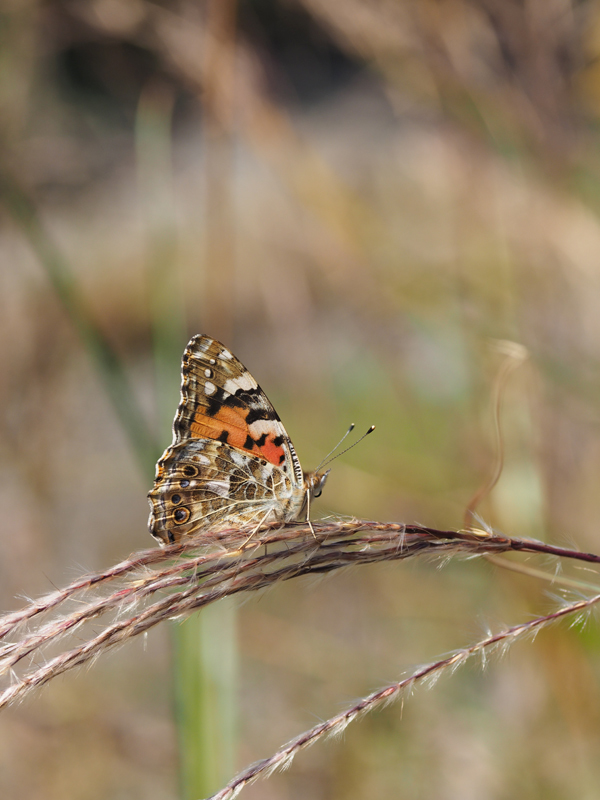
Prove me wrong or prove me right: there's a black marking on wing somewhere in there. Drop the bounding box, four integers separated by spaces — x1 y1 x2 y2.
222 385 281 422
221 393 246 410
205 387 227 416
246 406 279 425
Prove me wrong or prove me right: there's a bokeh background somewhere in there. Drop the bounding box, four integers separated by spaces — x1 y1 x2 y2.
2 1 600 798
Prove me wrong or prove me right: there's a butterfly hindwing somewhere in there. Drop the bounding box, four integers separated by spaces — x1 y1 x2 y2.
149 438 300 542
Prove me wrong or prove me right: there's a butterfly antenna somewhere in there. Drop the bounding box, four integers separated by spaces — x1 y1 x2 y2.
315 423 356 471
318 425 375 471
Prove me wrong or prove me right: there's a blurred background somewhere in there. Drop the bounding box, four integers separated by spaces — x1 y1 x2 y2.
2 0 600 797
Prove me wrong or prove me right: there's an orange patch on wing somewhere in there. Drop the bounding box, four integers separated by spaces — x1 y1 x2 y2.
191 407 285 466
259 436 285 466
191 407 249 450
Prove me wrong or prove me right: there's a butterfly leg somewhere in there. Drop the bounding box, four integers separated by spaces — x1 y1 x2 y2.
305 490 317 539
240 508 273 548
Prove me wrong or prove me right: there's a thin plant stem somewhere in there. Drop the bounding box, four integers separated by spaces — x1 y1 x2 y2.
206 589 600 800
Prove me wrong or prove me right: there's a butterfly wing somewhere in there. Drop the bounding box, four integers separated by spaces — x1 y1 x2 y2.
173 334 303 478
148 334 306 544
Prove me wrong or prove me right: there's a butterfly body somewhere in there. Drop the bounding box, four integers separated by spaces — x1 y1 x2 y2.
148 334 327 544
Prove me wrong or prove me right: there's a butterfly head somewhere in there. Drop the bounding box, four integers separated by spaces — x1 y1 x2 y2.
304 468 330 501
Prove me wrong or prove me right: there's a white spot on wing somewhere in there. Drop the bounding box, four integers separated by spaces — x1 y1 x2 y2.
220 349 233 360
224 374 257 393
206 479 230 497
230 449 251 468
204 368 212 377
248 419 286 437
205 381 216 395
196 454 210 465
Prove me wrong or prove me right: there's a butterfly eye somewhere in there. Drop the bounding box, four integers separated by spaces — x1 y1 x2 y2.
312 470 330 499
173 507 190 524
183 465 198 478
171 494 182 505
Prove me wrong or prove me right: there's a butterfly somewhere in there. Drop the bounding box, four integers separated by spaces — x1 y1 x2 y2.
148 334 330 545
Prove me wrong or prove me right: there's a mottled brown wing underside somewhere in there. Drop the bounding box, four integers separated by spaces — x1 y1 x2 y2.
148 334 306 544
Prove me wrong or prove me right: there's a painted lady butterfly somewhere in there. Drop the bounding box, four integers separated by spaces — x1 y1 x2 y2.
148 334 329 545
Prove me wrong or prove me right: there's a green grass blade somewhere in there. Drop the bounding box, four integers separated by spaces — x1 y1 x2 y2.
135 87 238 799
